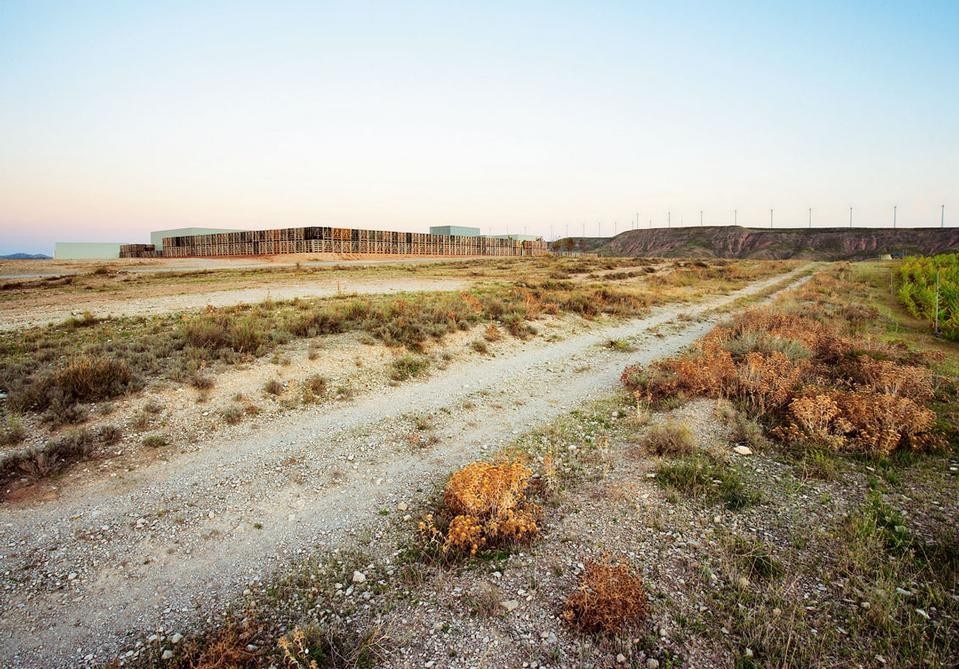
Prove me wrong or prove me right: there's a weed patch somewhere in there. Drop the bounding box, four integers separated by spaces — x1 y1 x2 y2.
562 558 649 634
657 453 760 510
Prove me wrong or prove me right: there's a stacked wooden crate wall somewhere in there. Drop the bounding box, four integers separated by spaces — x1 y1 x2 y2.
119 244 159 258
162 226 548 258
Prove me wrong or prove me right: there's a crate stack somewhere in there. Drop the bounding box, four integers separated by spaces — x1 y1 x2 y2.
162 226 548 258
119 244 159 258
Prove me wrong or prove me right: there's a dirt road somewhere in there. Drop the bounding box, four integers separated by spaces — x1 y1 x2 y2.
0 267 810 668
0 277 471 331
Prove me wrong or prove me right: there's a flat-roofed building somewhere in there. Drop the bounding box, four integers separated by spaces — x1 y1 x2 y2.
428 225 481 237
54 242 123 260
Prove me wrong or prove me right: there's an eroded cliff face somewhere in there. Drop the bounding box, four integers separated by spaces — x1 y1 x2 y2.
587 226 959 259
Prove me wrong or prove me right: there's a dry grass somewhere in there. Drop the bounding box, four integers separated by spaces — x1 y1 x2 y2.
0 424 121 491
418 459 541 557
562 558 649 634
640 420 697 456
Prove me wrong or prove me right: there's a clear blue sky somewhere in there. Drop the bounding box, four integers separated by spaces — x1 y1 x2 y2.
1 1 957 253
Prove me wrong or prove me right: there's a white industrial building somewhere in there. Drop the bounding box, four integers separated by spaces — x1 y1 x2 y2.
54 242 123 260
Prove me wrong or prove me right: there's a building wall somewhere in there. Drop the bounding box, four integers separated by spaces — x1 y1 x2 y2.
150 227 243 250
428 225 481 237
54 242 122 260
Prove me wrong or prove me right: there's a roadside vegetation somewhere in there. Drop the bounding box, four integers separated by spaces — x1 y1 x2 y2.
0 258 787 427
898 252 959 340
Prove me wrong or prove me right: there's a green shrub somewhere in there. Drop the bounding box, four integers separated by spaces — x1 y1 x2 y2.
657 453 760 510
142 433 168 448
389 355 430 381
641 420 697 456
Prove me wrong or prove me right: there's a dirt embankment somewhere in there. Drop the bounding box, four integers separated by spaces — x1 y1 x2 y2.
554 226 959 260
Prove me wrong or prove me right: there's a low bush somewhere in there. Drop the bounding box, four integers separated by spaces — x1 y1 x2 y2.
0 425 120 489
190 373 215 390
389 355 430 382
562 558 649 634
221 405 244 425
301 374 328 403
142 434 167 448
12 355 136 412
657 453 760 510
0 414 26 446
263 379 284 396
277 623 387 669
640 420 696 456
419 459 541 557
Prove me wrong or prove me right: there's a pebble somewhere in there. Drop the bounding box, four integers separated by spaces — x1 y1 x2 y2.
646 660 660 669
397 501 409 511
161 649 174 660
352 571 367 584
170 633 183 644
500 599 519 612
733 445 753 455
616 653 626 663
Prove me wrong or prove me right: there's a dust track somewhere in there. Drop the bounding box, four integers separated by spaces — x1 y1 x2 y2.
0 277 471 332
0 267 810 668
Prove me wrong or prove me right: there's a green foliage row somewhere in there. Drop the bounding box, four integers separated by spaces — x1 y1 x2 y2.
897 253 959 340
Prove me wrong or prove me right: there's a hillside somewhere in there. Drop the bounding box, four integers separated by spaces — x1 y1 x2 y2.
552 226 959 260
0 253 51 260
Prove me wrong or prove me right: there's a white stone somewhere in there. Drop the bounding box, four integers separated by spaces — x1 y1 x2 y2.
161 650 174 660
733 445 753 456
352 570 367 584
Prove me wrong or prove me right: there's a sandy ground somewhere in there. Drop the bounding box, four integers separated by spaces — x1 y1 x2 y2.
0 255 484 280
0 267 810 668
0 277 471 331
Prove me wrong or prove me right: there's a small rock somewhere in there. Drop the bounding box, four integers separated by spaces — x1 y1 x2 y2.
617 653 627 664
397 501 409 512
170 633 183 644
732 445 753 456
501 599 519 612
425 661 435 668
352 571 367 584
68 572 77 581
646 660 660 669
772 608 782 617
161 649 174 660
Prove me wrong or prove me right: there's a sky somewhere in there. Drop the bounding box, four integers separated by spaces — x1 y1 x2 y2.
0 1 957 254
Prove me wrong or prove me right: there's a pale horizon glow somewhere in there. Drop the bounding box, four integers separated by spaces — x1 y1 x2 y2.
1 1 957 254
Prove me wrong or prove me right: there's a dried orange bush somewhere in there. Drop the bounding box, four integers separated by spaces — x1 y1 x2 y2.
836 391 936 455
433 460 541 555
563 558 649 634
621 299 942 456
